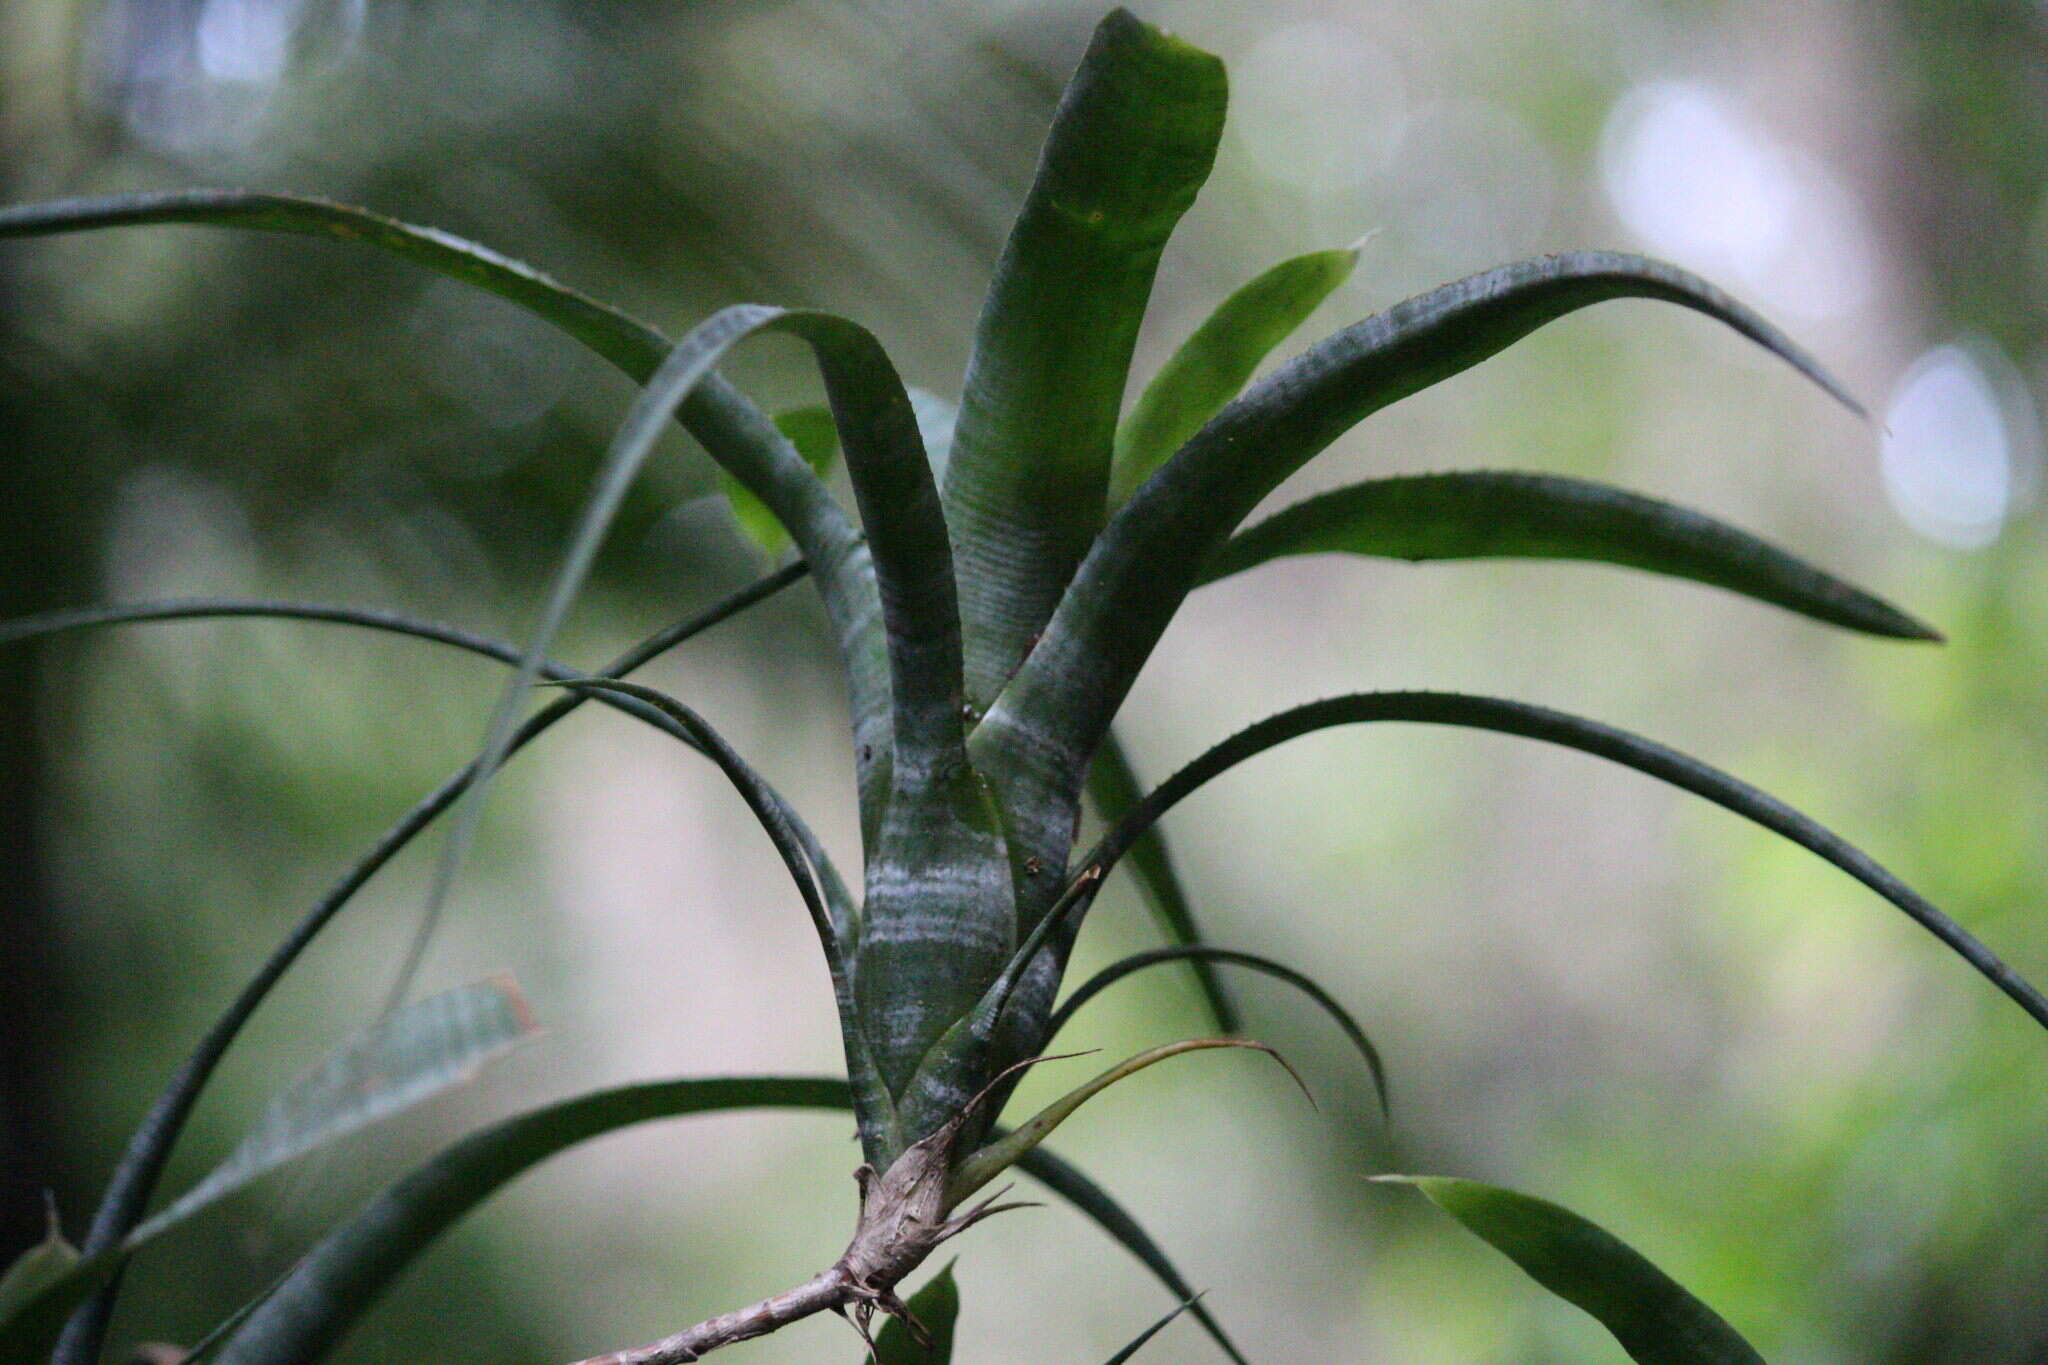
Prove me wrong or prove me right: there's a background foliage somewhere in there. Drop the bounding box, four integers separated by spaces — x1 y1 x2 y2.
2 1 2044 1361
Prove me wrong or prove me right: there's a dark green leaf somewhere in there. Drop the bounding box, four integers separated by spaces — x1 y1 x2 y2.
1049 945 1387 1117
1100 1298 1198 1364
1111 244 1360 504
0 189 889 861
197 1076 1231 1365
1010 1145 1246 1365
1382 1176 1767 1364
980 253 1867 841
37 570 805 1355
213 1078 854 1365
1086 733 1238 1033
866 1261 959 1365
2 981 535 1362
944 8 1228 709
1080 691 2048 1030
723 405 841 558
1201 471 1937 639
541 676 891 1154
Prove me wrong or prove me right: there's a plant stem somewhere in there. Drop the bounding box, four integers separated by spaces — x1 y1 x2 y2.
569 1268 856 1364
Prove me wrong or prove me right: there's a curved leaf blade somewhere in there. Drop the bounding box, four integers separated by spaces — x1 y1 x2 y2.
195 1077 1235 1365
38 570 806 1355
950 1040 1307 1206
982 253 1867 827
1201 471 1937 640
0 188 889 851
1085 732 1238 1033
1100 1298 1198 1364
866 1261 959 1365
213 1078 852 1365
2 980 535 1363
542 676 890 1153
1080 691 2048 1031
1381 1176 1766 1364
1111 244 1360 505
945 8 1228 709
1049 945 1388 1118
1010 1145 1247 1365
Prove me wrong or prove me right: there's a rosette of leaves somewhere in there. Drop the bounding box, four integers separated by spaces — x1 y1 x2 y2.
5 9 2045 1364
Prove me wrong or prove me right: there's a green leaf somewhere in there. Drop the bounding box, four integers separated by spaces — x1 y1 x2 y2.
0 1204 77 1322
1382 1176 1767 1364
21 569 806 1365
949 1040 1307 1207
979 252 1867 847
1201 471 1938 640
723 405 841 558
541 676 891 1155
865 1262 959 1364
194 1076 1230 1365
141 977 537 1241
1080 691 2048 1031
0 188 890 868
1100 1298 1197 1364
1 980 535 1363
1011 1144 1246 1365
1085 732 1238 1033
944 8 1228 710
1049 945 1388 1118
1111 244 1360 504
212 1077 853 1365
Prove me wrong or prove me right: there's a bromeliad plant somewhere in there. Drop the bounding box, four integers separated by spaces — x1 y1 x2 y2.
5 9 2047 1364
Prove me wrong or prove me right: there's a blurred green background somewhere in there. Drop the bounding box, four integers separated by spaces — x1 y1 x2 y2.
3 1 2045 1361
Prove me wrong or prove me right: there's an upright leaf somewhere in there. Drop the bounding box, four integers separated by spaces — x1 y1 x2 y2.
865 1262 959 1365
1111 243 1360 504
1382 1176 1767 1364
944 9 1228 709
1201 471 1937 639
979 253 1865 838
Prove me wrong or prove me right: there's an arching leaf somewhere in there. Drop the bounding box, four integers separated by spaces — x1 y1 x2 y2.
1050 945 1387 1117
1080 691 2048 1030
1381 1176 1767 1364
1201 471 1936 640
1 980 536 1365
1085 732 1238 1033
35 570 805 1355
0 188 889 858
176 1077 1237 1365
979 253 1866 849
944 8 1228 710
1111 243 1360 504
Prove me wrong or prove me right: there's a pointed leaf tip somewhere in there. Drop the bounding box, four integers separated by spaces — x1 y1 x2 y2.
1385 1175 1768 1364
